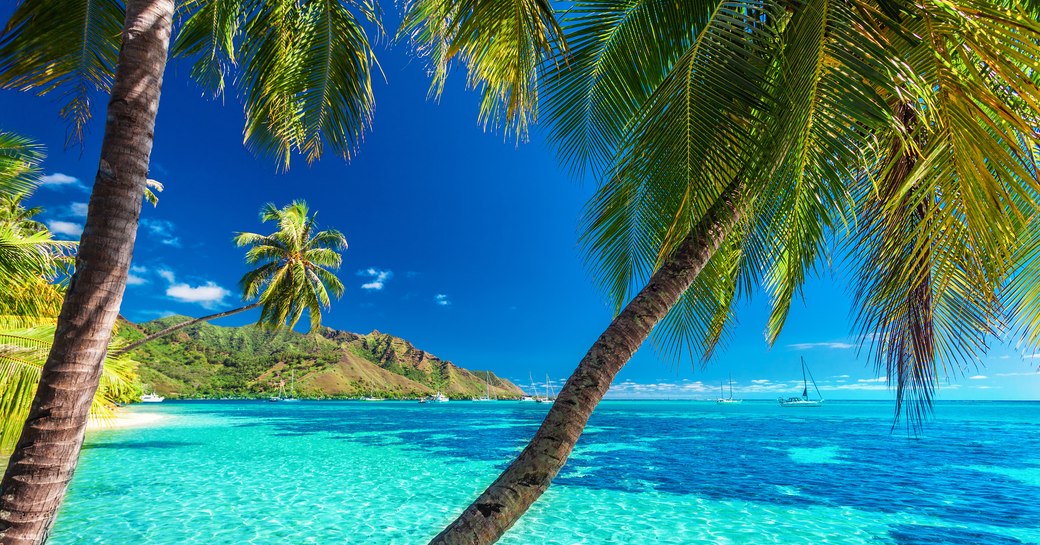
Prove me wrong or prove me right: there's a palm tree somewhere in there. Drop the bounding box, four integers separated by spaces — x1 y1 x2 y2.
427 0 1040 543
0 135 138 455
113 200 347 356
0 1 560 538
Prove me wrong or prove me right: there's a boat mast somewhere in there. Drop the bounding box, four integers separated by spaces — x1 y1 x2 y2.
728 375 734 400
800 357 809 400
805 363 823 401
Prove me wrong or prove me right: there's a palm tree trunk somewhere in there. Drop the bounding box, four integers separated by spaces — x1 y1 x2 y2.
0 1 173 543
113 302 262 356
428 184 743 545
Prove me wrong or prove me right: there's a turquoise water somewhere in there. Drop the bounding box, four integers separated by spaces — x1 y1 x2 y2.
53 400 1040 544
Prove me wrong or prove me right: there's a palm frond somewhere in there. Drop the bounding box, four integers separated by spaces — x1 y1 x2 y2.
401 0 564 140
0 0 124 144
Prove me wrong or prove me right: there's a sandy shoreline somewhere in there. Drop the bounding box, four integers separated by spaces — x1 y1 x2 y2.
87 410 170 431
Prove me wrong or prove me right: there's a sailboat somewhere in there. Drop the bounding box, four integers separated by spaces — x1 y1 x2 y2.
537 374 556 404
716 375 742 404
283 369 300 402
472 372 494 401
520 372 538 402
779 358 824 407
268 379 285 402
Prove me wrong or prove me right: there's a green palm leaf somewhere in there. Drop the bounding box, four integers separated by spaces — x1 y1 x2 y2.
0 0 124 143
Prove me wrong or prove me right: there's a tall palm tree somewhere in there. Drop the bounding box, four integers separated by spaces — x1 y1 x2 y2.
426 0 1040 543
113 200 347 355
0 0 561 540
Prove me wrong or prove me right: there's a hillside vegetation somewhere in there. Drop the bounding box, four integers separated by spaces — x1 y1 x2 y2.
118 317 524 399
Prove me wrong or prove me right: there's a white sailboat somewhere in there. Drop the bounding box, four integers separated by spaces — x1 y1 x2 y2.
472 372 494 401
269 379 286 402
431 391 450 402
716 375 742 404
140 392 164 403
520 372 538 402
779 358 824 407
537 374 556 404
283 369 300 402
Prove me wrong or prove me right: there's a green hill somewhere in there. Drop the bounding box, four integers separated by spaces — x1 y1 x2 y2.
117 316 525 400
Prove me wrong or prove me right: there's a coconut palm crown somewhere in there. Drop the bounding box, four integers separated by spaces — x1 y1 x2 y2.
236 200 347 330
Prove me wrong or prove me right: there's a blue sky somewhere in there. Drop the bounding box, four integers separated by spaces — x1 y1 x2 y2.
2 22 1038 402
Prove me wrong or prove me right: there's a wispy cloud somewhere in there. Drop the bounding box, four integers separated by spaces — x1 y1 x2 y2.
47 220 83 238
968 375 987 380
788 341 856 350
857 377 887 383
358 268 392 290
166 281 230 308
140 218 181 246
994 371 1040 377
69 202 88 217
157 269 176 283
126 274 148 286
40 173 87 191
435 294 451 306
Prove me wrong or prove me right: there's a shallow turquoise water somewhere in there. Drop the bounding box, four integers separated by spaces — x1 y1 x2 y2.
52 400 1040 544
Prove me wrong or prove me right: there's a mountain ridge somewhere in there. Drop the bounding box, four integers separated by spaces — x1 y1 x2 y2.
117 316 525 400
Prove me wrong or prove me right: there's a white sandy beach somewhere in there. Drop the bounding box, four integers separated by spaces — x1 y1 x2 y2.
87 410 169 431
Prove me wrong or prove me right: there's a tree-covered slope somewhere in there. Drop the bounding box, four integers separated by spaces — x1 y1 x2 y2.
117 317 524 399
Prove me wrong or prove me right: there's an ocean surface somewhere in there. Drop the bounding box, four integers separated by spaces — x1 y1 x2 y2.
52 400 1040 544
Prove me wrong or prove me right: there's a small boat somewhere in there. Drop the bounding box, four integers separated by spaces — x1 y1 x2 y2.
283 369 300 402
716 375 742 404
140 392 164 403
472 373 494 401
536 373 556 404
269 379 287 402
519 396 536 402
361 396 383 401
418 397 427 404
431 392 449 402
779 358 825 407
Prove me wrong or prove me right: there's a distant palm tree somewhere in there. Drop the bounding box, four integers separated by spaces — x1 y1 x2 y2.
428 0 1040 543
113 200 347 355
0 0 561 539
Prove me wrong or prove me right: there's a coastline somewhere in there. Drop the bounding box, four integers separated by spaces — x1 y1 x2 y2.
87 409 169 431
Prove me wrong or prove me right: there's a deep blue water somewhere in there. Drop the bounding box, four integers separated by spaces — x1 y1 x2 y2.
52 400 1040 544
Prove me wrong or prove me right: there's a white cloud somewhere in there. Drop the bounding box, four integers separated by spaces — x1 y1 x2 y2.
47 220 83 238
858 377 887 383
968 375 987 380
751 379 771 384
140 218 181 246
788 341 856 350
435 294 451 306
166 281 230 308
126 274 148 286
995 371 1040 377
358 268 393 290
1024 354 1040 360
831 374 850 379
69 202 88 217
131 265 148 274
40 173 87 191
157 269 176 283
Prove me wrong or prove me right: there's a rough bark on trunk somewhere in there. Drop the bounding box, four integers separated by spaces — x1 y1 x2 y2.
113 302 261 356
428 184 743 545
0 1 173 543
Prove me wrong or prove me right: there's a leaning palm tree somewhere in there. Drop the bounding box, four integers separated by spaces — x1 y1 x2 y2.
0 0 560 540
424 0 1040 543
113 200 347 356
